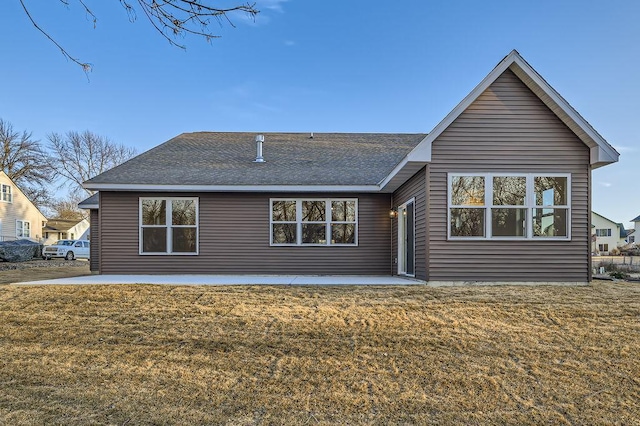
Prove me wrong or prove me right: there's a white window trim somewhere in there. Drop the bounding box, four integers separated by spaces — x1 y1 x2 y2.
2 184 12 203
16 220 30 238
139 197 199 255
447 173 571 241
270 198 359 246
397 198 416 277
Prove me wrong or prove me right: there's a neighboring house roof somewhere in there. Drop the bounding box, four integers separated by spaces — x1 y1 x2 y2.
43 218 87 232
83 50 618 194
592 211 621 226
619 224 630 239
78 193 99 209
84 133 426 192
631 215 640 222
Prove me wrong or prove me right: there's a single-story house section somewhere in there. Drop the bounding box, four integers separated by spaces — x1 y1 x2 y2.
42 217 90 245
82 50 619 284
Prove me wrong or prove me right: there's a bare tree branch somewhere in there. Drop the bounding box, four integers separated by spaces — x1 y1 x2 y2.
19 0 93 73
0 118 55 208
19 1 259 72
47 130 137 195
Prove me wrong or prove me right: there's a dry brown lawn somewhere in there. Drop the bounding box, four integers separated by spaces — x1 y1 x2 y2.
0 260 90 284
0 281 639 425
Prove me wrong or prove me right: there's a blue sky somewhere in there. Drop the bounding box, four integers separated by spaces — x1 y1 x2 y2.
1 1 638 225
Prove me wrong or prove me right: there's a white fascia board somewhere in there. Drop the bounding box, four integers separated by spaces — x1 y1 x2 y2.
83 183 382 193
380 50 619 184
507 56 619 166
378 52 519 187
78 203 99 210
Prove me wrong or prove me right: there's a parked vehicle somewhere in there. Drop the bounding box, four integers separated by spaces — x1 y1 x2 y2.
42 239 90 260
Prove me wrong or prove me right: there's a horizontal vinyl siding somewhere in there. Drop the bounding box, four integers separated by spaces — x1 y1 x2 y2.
90 209 99 272
428 69 590 282
392 168 427 280
99 192 392 275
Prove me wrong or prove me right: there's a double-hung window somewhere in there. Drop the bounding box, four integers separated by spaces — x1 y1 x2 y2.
271 199 357 246
595 229 612 237
139 197 198 254
2 185 12 203
16 220 30 238
449 173 570 240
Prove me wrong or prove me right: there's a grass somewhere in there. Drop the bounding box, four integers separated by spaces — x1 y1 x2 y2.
0 260 90 284
0 282 639 425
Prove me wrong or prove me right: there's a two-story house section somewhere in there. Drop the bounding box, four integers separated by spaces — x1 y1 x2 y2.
0 171 47 242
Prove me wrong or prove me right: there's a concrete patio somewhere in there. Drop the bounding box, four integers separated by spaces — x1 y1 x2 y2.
15 275 425 286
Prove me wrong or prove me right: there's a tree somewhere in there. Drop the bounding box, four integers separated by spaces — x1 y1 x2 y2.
0 118 55 207
49 191 87 220
47 130 137 195
19 0 259 72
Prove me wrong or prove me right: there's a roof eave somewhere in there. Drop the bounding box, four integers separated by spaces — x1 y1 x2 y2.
83 183 383 193
378 50 619 188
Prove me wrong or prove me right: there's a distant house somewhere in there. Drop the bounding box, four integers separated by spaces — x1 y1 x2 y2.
630 215 640 245
81 51 619 284
42 217 90 245
0 171 47 242
591 212 630 255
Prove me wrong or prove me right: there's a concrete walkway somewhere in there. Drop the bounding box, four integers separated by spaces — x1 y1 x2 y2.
15 275 425 286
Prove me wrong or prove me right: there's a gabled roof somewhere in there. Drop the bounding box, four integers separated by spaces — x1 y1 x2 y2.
632 215 640 222
0 171 47 221
83 51 618 194
380 50 619 190
43 218 88 232
84 133 426 192
78 193 99 209
592 211 621 227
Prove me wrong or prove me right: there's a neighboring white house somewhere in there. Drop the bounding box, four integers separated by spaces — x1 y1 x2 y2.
630 214 640 245
0 171 47 242
592 211 630 255
42 218 90 245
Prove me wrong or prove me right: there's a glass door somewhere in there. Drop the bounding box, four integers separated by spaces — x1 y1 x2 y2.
398 199 415 276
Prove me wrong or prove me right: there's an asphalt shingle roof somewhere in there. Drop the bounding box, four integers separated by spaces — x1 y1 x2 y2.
85 132 426 187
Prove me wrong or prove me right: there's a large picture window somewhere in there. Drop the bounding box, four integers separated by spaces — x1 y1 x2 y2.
270 199 357 246
140 197 198 254
448 173 570 240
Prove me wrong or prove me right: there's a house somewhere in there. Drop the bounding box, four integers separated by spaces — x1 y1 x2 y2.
630 214 640 245
42 217 90 245
591 212 630 255
82 50 619 284
0 171 47 242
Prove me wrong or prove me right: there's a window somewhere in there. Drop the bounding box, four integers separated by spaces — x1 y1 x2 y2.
448 173 570 240
598 243 609 253
2 185 12 203
16 220 30 238
630 236 636 244
139 197 198 254
595 228 612 237
270 199 357 246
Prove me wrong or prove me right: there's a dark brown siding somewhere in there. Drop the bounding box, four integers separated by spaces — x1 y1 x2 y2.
89 209 99 272
98 192 392 275
428 69 590 282
392 167 427 280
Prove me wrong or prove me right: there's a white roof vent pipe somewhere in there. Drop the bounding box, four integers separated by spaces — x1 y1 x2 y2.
253 134 265 163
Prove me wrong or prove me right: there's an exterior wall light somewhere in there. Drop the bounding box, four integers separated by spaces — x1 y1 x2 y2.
389 209 398 219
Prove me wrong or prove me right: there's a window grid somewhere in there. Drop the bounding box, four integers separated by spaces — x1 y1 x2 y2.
448 173 571 240
16 220 30 238
270 198 358 246
139 197 198 255
2 185 12 203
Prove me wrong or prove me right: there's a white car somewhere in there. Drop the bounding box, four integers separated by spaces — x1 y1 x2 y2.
42 239 90 261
